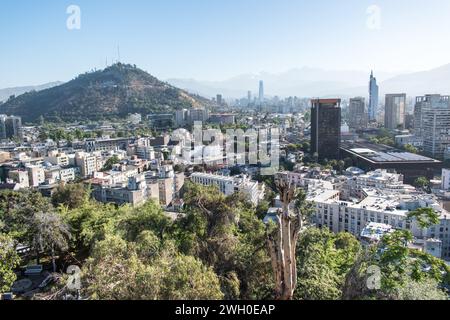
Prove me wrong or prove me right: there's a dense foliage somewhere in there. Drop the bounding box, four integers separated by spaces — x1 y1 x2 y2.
0 184 448 300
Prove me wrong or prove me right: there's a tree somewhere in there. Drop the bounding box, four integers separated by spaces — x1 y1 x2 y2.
173 182 272 300
0 234 20 293
83 235 223 300
52 183 90 209
407 207 439 229
102 155 120 171
28 211 71 272
118 201 172 242
414 177 430 191
59 200 120 252
0 190 54 243
403 144 418 154
393 278 448 300
266 173 304 300
295 228 361 300
342 230 450 300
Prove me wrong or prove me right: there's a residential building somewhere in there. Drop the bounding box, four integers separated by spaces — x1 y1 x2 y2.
385 94 406 130
442 169 450 191
348 97 367 130
175 109 189 127
8 170 29 189
75 152 100 178
190 173 265 205
189 108 209 124
414 95 450 158
309 188 450 259
395 134 423 148
26 165 45 187
45 151 70 167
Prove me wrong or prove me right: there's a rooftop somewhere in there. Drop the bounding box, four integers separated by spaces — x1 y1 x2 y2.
342 142 440 164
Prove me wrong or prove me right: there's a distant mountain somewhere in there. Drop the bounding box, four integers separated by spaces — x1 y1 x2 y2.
0 82 63 103
0 63 212 122
168 68 400 99
379 64 450 97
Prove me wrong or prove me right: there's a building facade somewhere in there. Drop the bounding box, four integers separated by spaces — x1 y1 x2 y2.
348 97 367 130
368 71 379 122
310 99 341 161
415 95 450 159
385 94 406 130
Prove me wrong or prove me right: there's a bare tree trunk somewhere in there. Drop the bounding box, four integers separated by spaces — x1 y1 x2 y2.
51 245 57 273
267 174 302 300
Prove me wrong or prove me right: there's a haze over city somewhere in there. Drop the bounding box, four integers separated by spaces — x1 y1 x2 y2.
1 0 450 88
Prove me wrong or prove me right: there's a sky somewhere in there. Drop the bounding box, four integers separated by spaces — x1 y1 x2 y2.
1 0 450 88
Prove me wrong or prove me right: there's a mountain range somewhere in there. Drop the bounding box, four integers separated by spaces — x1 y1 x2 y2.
0 82 63 103
168 64 450 99
0 64 212 123
1 63 450 123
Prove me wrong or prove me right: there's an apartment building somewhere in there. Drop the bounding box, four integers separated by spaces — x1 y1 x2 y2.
190 173 265 205
26 165 45 187
414 95 450 158
309 189 450 259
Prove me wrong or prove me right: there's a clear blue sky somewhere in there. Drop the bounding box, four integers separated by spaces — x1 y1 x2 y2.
1 0 450 87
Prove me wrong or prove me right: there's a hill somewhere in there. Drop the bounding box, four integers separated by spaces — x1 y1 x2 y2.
0 82 63 103
0 63 211 122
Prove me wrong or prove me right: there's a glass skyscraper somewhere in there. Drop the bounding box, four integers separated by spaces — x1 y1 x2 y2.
368 71 379 122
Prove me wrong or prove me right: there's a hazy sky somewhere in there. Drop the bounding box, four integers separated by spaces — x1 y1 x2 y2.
1 0 450 87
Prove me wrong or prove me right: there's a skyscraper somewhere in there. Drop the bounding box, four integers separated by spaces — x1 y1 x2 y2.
311 99 342 161
247 91 252 104
348 97 368 130
415 94 450 158
385 94 406 130
258 81 264 105
368 71 379 122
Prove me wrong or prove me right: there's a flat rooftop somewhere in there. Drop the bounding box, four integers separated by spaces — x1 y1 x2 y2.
341 142 441 164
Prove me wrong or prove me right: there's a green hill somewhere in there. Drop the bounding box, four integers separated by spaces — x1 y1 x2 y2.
0 63 212 122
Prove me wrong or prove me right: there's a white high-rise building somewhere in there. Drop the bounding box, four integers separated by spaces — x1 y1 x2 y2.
258 80 264 105
385 94 406 130
415 95 450 158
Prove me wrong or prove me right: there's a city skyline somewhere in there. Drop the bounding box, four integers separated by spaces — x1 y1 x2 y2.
2 0 450 88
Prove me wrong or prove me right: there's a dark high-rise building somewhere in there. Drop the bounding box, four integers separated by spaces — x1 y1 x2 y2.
311 99 342 161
